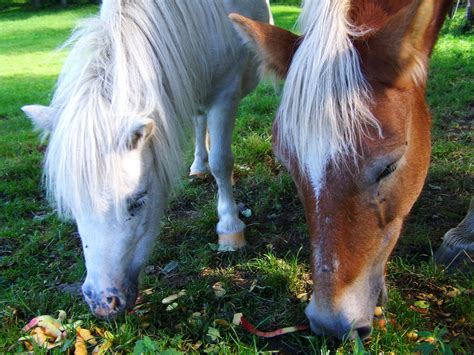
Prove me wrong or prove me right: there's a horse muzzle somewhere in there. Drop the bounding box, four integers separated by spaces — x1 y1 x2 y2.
82 282 137 319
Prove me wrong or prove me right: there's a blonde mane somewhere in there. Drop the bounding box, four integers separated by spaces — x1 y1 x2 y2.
45 0 238 218
277 0 381 192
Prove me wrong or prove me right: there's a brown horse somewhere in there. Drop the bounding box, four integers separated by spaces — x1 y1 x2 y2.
231 0 452 340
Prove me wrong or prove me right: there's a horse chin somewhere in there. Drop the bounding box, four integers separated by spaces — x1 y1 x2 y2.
305 275 386 340
305 297 374 340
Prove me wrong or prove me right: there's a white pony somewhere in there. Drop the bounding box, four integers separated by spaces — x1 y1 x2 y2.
22 0 272 318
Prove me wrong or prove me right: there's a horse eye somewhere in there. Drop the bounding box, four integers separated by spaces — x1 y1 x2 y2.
127 191 147 216
376 163 397 182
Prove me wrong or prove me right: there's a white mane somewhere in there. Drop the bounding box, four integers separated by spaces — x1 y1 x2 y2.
277 0 381 191
45 0 237 218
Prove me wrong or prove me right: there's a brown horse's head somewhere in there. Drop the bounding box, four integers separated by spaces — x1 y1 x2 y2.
231 0 452 339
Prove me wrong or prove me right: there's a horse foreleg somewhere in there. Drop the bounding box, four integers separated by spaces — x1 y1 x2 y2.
190 115 210 177
207 95 246 251
435 197 474 270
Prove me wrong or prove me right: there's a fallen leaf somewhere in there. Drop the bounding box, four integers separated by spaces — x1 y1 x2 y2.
162 290 186 304
192 341 202 350
446 287 461 298
92 341 112 355
103 331 114 341
212 282 226 298
77 327 96 344
439 311 452 318
94 327 105 338
451 330 461 337
374 306 383 317
75 327 97 355
161 260 179 274
141 288 154 296
92 331 114 355
416 293 436 301
207 327 220 342
414 300 430 309
233 313 243 326
406 330 418 341
166 302 178 311
188 312 202 326
249 279 258 292
214 319 230 328
297 292 308 302
162 294 179 304
421 336 437 345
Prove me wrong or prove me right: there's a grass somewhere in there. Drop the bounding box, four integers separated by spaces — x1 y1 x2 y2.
0 3 473 353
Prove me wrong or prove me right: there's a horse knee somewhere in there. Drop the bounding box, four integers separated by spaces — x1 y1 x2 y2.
209 152 234 178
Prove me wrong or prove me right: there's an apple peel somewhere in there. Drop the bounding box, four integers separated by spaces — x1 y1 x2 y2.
19 311 67 350
233 313 308 338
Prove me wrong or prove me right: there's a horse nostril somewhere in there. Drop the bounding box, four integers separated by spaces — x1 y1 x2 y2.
355 326 372 340
106 296 121 310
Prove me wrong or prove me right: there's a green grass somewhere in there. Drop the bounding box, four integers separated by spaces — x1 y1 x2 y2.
1 4 473 354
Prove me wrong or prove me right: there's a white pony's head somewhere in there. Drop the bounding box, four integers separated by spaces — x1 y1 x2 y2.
23 101 168 317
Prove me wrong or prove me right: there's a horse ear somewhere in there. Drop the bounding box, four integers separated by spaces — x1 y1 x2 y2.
356 1 451 87
128 119 155 150
229 13 301 78
21 105 55 132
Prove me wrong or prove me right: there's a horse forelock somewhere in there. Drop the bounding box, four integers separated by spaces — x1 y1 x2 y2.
45 1 237 219
277 0 382 194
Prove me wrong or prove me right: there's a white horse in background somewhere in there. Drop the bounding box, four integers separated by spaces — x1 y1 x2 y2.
22 0 272 318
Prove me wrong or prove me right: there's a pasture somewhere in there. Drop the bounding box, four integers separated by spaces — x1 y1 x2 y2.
0 2 473 353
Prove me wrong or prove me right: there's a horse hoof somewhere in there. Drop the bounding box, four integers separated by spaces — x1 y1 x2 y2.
189 171 208 178
218 232 246 251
